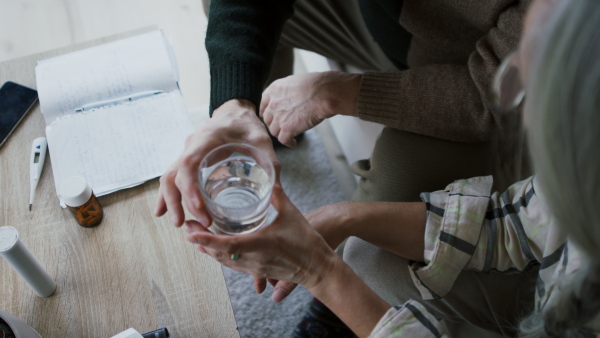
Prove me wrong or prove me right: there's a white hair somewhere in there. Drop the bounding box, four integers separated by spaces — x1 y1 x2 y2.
520 0 600 336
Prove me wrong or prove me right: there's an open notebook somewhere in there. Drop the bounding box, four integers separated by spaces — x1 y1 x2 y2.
35 30 194 200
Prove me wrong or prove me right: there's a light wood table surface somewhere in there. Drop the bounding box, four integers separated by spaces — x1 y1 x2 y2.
0 30 239 338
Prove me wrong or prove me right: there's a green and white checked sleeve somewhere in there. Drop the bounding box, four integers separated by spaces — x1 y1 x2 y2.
409 175 564 301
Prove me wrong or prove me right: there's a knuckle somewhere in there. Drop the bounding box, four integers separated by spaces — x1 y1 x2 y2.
159 174 168 185
213 252 225 264
173 171 185 188
160 170 176 184
281 282 295 292
256 267 268 279
262 110 271 120
280 128 292 139
180 153 196 167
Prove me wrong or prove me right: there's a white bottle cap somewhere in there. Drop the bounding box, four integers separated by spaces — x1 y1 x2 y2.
59 176 92 207
0 226 57 297
0 226 19 252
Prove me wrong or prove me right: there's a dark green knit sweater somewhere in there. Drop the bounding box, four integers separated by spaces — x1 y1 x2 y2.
205 0 295 115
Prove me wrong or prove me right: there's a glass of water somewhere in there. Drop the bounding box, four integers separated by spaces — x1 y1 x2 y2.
199 143 275 235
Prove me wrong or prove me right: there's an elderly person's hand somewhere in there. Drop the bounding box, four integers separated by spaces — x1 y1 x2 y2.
260 71 361 147
182 201 357 303
154 99 280 227
184 184 337 293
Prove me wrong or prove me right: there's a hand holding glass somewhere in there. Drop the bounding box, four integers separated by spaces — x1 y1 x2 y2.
199 143 275 235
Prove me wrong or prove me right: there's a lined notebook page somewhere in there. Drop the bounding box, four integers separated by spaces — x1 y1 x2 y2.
45 91 192 196
36 30 178 124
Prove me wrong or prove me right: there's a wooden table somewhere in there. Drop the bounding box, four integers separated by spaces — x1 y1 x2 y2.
0 30 239 337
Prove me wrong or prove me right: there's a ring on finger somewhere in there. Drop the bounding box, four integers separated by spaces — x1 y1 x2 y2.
230 253 240 261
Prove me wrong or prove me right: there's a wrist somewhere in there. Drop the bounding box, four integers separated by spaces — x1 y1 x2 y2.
306 254 346 297
322 72 362 118
212 99 257 119
307 254 389 337
335 201 359 238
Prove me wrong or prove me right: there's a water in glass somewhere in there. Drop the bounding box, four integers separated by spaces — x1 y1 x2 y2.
202 156 271 234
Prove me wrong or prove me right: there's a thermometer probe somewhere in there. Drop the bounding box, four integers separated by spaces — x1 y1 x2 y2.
29 137 47 211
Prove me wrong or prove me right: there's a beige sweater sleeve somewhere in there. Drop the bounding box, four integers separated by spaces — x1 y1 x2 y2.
357 2 527 143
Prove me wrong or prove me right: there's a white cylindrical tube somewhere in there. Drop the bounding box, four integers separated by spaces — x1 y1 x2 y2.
0 226 56 297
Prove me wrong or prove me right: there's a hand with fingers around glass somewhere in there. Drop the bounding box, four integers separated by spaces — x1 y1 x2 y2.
154 99 280 228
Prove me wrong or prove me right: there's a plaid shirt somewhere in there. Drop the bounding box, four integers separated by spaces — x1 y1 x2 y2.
369 176 599 337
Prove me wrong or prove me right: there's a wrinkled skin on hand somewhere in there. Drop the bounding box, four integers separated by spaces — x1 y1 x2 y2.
184 185 340 303
260 71 361 147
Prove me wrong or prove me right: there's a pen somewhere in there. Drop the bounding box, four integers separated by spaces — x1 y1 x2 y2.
75 90 164 112
29 137 47 211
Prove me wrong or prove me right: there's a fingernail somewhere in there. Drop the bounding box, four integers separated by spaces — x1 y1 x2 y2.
185 224 193 234
272 287 288 303
197 246 207 254
171 214 178 225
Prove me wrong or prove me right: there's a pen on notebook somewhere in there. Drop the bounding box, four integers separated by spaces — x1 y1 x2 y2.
75 90 163 112
29 137 47 211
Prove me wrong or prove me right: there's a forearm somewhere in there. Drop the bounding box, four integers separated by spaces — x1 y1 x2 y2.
205 0 295 114
339 201 426 262
308 256 390 337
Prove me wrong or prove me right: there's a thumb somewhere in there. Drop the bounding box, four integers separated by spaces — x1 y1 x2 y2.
271 280 298 303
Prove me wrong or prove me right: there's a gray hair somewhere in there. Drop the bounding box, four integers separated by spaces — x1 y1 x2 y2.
520 0 600 336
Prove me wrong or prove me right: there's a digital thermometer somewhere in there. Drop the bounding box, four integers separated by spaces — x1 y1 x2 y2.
29 137 47 211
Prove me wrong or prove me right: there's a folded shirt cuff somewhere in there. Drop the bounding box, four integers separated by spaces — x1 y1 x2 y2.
410 176 493 300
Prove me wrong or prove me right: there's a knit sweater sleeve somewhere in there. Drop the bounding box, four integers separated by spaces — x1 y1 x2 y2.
205 0 295 116
357 2 526 143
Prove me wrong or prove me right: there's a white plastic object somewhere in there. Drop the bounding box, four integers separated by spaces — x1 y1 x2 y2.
59 176 92 207
29 137 47 210
0 226 56 297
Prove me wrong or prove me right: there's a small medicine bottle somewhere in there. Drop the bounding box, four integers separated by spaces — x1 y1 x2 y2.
59 176 103 227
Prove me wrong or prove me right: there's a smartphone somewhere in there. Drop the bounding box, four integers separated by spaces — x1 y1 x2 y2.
0 81 39 148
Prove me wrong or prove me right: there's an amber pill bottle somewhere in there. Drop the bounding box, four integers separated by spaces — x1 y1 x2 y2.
59 176 103 227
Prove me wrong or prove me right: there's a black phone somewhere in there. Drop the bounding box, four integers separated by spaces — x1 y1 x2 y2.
0 81 39 148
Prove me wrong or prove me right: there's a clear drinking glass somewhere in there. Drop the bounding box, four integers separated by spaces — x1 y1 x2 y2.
199 143 275 235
